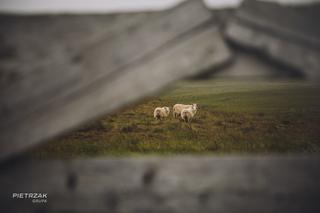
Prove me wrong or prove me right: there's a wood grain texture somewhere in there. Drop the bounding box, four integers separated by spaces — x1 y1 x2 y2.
1 156 320 212
225 0 320 79
238 0 320 47
0 0 232 161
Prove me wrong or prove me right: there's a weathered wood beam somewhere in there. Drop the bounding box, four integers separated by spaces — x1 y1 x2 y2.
225 0 320 79
1 156 320 212
0 0 232 161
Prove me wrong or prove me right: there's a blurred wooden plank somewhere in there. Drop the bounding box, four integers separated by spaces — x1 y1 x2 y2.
0 0 232 161
225 0 320 79
1 156 320 212
0 0 210 125
237 0 320 46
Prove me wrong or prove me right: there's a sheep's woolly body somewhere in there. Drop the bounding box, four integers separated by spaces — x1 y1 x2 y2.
154 107 170 120
173 104 193 118
181 104 197 123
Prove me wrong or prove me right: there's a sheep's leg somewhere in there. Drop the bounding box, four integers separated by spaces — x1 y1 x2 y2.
189 118 193 129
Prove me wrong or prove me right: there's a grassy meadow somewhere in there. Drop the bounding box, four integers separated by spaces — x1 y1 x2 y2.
30 79 320 158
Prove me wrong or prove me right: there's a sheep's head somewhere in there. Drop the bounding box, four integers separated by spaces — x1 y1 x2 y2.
192 103 197 110
164 107 170 114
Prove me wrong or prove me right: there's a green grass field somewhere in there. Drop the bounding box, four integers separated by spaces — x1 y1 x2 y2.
30 79 320 158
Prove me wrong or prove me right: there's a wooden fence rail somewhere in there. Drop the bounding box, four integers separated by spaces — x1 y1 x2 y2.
1 156 320 212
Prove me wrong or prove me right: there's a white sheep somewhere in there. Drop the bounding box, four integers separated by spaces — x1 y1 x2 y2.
181 104 197 123
173 103 197 118
154 107 170 120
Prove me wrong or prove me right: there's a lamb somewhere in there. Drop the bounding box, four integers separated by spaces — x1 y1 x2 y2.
173 103 197 118
181 104 197 123
154 107 170 120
